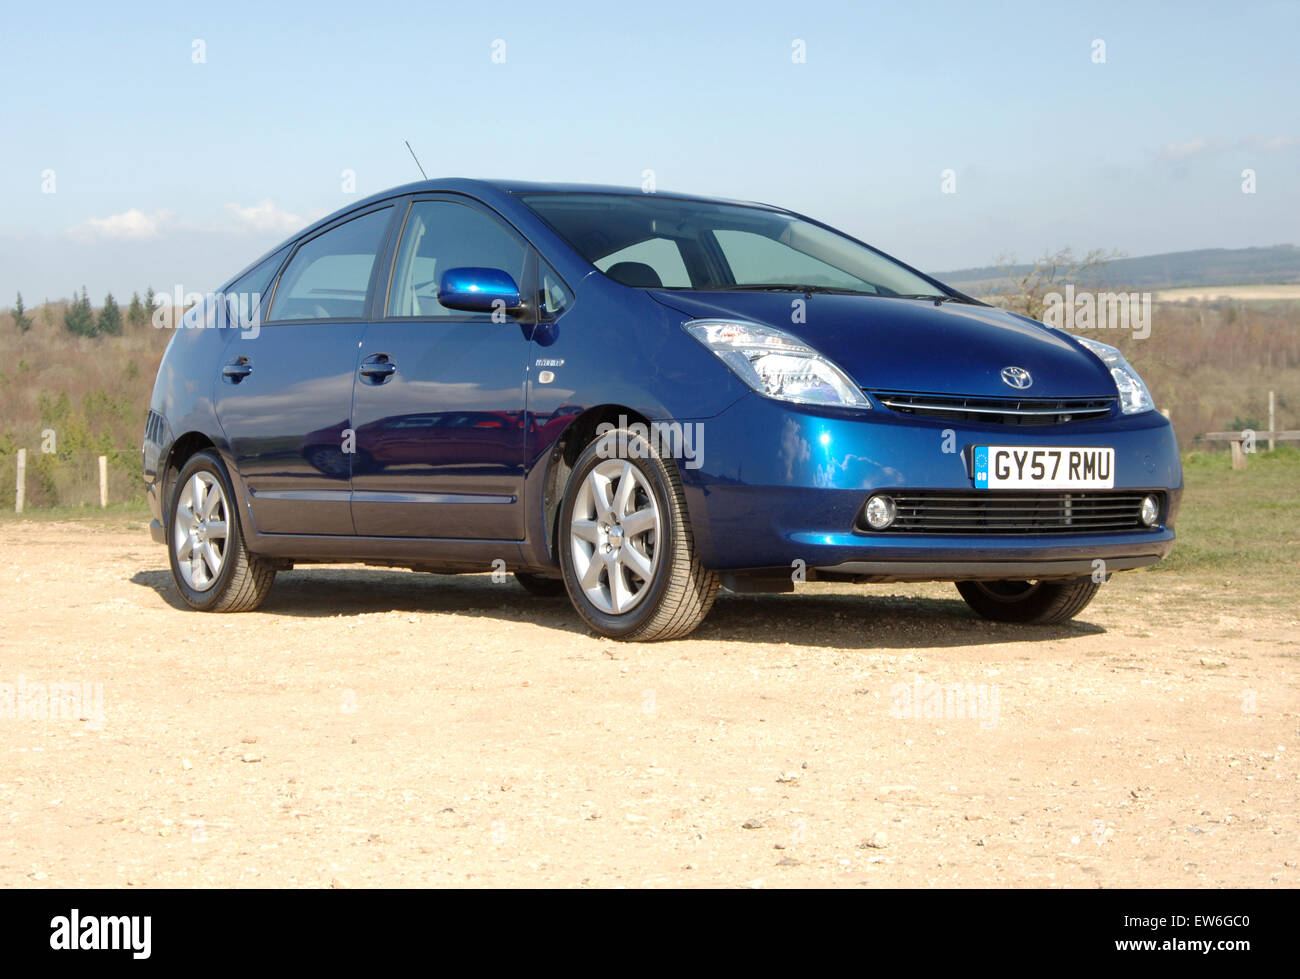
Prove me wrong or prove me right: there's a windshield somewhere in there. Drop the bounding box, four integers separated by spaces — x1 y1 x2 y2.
519 193 949 298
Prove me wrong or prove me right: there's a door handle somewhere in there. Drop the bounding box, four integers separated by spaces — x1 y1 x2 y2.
359 354 397 382
222 358 253 382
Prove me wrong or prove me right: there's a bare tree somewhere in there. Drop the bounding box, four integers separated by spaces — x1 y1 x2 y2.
988 247 1126 320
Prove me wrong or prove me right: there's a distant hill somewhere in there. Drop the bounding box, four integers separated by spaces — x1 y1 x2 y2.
938 244 1300 294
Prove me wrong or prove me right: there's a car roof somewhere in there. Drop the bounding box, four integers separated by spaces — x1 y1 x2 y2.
328 177 783 216
488 179 780 207
225 178 789 291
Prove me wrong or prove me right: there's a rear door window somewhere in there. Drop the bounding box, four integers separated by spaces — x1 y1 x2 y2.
268 208 392 321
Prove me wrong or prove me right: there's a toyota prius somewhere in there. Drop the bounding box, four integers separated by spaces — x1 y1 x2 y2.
143 180 1180 640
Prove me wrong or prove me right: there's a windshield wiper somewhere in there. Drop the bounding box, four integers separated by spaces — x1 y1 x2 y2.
891 293 973 304
713 283 879 296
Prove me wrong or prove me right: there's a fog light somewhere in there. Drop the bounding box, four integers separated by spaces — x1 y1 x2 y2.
1140 495 1159 526
864 494 897 530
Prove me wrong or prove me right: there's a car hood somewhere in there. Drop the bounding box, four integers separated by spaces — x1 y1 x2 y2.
649 290 1116 398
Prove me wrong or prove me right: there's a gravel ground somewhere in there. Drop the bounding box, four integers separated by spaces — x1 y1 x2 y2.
2 519 1297 888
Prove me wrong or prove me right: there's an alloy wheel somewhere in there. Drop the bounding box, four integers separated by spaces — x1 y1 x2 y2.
172 472 229 591
568 459 661 614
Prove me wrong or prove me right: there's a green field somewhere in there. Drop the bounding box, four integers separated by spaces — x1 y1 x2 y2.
0 499 149 523
1153 446 1300 590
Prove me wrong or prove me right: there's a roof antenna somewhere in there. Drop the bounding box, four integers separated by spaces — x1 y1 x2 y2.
405 140 428 180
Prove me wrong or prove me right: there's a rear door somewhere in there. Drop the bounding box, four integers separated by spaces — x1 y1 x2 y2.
214 205 395 535
349 196 533 539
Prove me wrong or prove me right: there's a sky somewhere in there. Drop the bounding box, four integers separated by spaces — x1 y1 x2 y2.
1 0 1297 303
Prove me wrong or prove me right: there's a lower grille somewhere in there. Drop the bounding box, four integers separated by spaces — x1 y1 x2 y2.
870 391 1114 425
859 491 1159 535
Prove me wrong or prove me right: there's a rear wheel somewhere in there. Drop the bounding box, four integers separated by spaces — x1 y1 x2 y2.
955 577 1100 624
558 428 718 641
167 450 275 612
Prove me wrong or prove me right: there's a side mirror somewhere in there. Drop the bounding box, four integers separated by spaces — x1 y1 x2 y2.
437 267 522 315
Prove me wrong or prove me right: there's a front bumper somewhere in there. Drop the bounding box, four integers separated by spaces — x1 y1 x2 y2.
678 392 1182 576
810 538 1170 582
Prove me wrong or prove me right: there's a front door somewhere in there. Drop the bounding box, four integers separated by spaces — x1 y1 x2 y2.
350 197 533 539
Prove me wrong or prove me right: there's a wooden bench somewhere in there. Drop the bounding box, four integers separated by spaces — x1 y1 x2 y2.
1204 430 1300 469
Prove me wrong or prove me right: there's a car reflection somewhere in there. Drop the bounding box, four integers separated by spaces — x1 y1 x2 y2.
300 410 535 477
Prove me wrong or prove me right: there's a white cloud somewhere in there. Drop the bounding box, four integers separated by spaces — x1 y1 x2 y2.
67 199 331 246
1238 135 1300 153
72 208 173 241
1153 135 1298 164
224 199 308 234
1153 138 1227 164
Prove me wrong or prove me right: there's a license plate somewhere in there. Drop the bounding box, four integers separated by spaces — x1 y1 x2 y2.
973 446 1114 489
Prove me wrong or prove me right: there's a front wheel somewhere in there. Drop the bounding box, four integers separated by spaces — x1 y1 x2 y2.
167 450 275 612
955 577 1100 624
558 428 718 641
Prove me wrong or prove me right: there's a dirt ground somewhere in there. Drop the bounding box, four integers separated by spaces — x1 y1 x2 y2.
1 518 1296 888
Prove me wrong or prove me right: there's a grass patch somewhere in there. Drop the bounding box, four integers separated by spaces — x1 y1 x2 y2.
0 499 150 525
1150 447 1300 604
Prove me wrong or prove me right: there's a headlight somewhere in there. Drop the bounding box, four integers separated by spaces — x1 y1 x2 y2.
684 319 870 408
1074 337 1154 415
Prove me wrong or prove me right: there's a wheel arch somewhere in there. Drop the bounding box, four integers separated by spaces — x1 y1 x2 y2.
537 404 654 566
161 432 257 545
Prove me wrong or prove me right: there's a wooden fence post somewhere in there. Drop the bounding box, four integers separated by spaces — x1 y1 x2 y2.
15 448 25 514
1269 391 1276 452
99 455 108 508
1230 439 1247 470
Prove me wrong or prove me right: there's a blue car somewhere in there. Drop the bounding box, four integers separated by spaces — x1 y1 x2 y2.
143 179 1180 640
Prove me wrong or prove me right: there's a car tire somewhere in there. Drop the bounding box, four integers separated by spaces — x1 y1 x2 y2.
514 572 567 597
559 427 718 641
955 577 1100 624
167 450 275 612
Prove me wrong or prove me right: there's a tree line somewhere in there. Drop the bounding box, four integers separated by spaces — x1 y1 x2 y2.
9 288 158 337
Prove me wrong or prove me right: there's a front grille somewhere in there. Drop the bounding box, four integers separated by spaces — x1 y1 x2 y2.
870 391 1114 425
858 491 1159 535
